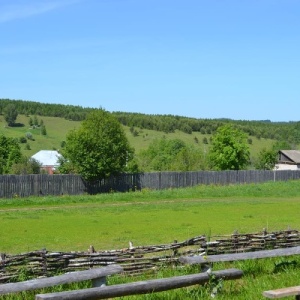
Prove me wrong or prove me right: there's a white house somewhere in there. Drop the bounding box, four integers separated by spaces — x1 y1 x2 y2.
31 150 63 174
275 150 300 170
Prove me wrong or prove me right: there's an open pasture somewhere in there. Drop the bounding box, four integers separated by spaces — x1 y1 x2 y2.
0 180 300 254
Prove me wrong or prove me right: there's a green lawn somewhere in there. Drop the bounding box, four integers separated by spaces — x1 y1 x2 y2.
0 180 299 254
0 181 300 299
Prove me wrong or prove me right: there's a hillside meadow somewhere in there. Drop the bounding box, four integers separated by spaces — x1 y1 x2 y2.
0 114 274 160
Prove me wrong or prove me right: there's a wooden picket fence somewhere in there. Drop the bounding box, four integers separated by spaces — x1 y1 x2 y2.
1 170 300 198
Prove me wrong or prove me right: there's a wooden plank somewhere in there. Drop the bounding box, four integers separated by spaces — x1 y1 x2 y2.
179 246 300 265
0 265 123 295
35 268 243 300
263 286 300 298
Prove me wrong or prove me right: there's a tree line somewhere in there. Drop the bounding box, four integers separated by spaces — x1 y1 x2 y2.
1 98 300 144
0 99 299 179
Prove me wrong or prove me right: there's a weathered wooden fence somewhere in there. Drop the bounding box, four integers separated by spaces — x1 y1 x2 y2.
1 170 300 198
0 229 298 283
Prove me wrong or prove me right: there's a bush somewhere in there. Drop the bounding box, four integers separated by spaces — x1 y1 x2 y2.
19 136 27 143
25 132 34 140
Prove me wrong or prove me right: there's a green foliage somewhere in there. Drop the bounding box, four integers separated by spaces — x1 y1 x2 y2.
19 136 27 143
139 137 207 171
62 109 134 181
209 124 250 170
24 143 31 150
1 99 300 145
255 148 277 170
255 140 293 170
0 134 22 174
40 125 47 135
272 140 292 152
10 156 41 174
0 99 298 170
33 115 39 126
3 104 18 126
125 157 140 173
171 145 207 171
25 132 34 140
140 138 180 171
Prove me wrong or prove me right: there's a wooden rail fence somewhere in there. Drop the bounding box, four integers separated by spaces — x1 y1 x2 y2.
35 268 243 300
1 170 300 198
0 229 298 284
0 265 123 295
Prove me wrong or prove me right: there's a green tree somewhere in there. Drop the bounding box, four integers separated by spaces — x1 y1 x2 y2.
139 138 186 171
29 117 33 127
33 115 39 126
11 157 41 174
0 135 22 174
3 104 18 126
61 110 134 181
41 125 47 135
255 140 293 170
209 124 250 170
139 137 206 171
170 145 207 171
254 148 277 170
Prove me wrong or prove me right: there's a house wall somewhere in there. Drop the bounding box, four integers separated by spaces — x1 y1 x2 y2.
278 152 292 163
41 166 55 175
275 163 300 170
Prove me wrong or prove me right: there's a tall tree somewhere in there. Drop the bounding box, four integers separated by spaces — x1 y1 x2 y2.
255 140 293 170
61 109 134 181
139 137 206 171
254 148 277 170
0 135 22 174
209 124 250 170
3 104 18 126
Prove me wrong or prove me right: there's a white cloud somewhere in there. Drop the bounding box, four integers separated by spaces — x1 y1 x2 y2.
0 0 79 23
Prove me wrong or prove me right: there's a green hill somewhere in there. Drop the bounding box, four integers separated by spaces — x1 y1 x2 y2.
1 98 299 167
0 113 275 162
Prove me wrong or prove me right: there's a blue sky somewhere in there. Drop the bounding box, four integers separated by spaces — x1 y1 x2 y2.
1 0 299 121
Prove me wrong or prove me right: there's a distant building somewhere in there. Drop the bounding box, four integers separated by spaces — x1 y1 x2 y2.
275 150 300 170
31 150 63 174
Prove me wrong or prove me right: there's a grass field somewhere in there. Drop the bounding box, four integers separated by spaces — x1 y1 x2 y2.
1 180 299 254
1 180 300 299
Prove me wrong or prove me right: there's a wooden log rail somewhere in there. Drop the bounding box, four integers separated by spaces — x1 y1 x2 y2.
263 286 300 299
179 246 300 265
0 265 123 296
35 268 243 300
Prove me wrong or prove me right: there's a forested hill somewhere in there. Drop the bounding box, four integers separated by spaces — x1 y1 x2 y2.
1 98 299 144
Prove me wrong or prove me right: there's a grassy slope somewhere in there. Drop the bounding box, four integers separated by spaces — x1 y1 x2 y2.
0 114 274 159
